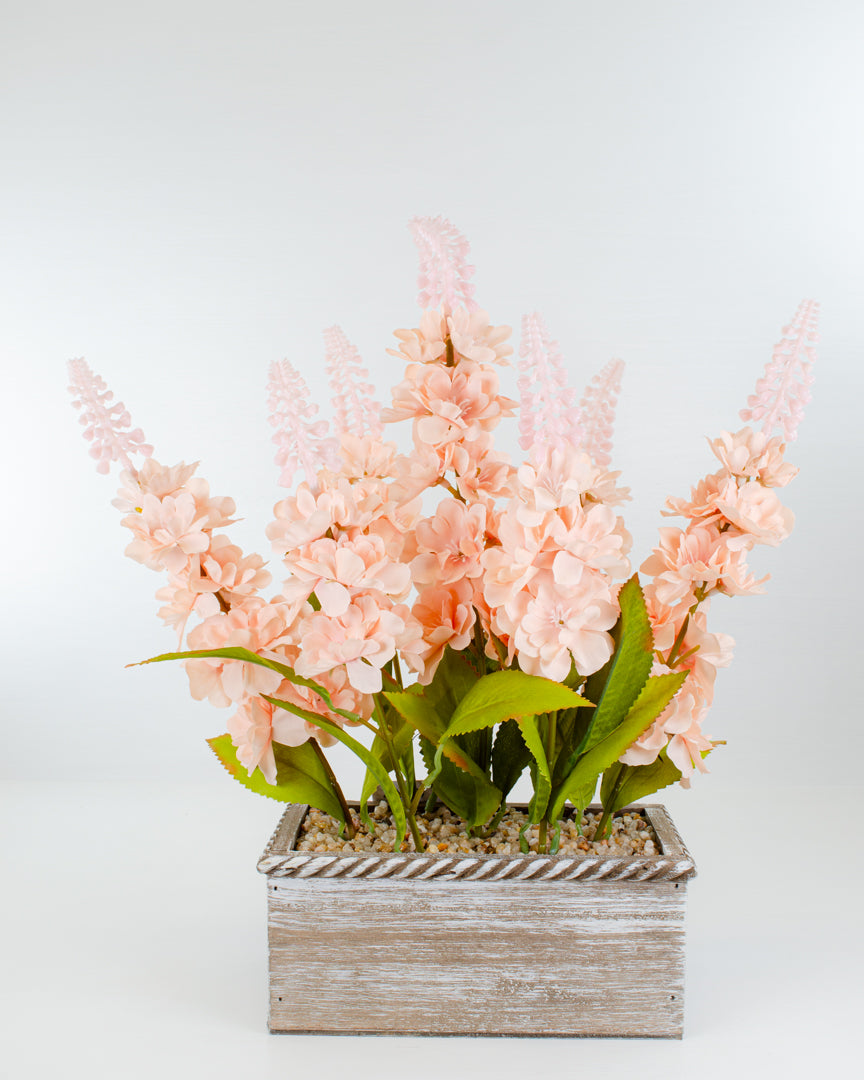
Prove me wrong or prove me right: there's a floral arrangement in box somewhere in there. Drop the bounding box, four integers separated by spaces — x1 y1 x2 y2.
68 217 817 855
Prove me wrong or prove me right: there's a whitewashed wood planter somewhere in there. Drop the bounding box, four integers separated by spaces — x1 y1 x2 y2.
257 803 696 1038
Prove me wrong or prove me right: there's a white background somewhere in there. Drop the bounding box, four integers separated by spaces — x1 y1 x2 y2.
2 1 862 1077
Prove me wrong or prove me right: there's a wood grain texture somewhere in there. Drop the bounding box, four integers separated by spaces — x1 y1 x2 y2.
258 803 695 1038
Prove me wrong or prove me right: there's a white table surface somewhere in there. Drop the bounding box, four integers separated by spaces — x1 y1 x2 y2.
2 780 860 1080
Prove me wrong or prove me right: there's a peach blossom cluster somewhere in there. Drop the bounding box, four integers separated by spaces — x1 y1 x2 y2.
623 425 798 781
482 443 632 681
69 223 814 803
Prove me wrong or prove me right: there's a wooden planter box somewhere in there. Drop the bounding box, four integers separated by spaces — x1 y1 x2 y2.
257 803 696 1038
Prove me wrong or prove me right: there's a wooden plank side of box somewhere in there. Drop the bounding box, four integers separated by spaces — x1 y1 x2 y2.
266 876 687 1037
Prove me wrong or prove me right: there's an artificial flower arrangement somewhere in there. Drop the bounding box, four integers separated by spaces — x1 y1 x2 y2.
69 217 817 855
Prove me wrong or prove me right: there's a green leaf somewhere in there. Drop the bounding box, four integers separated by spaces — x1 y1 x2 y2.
552 575 654 784
358 712 415 827
443 670 590 739
601 743 717 813
491 718 532 799
548 670 688 821
427 744 503 829
135 646 361 726
383 688 446 743
207 734 345 823
578 575 654 750
515 715 551 822
264 695 407 849
422 646 482 718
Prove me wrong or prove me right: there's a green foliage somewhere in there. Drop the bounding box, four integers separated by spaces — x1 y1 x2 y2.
444 669 590 738
207 734 345 824
553 575 654 784
548 670 688 821
491 719 532 799
264 695 407 849
601 743 716 814
358 705 415 828
515 715 552 822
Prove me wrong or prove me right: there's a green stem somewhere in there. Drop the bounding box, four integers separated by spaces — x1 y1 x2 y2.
594 808 614 842
596 767 627 841
310 739 355 840
539 712 558 854
377 714 425 852
391 651 404 690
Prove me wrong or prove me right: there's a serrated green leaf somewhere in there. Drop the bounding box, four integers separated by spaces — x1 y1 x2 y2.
264 695 407 849
383 689 446 743
423 646 482 716
601 743 717 813
427 743 503 828
491 718 532 798
553 575 654 784
442 670 589 740
515 715 551 822
548 670 688 821
578 575 654 749
207 734 345 822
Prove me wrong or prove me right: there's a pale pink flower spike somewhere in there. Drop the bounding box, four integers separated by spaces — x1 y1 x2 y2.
67 358 153 473
577 359 625 469
739 300 819 441
267 359 340 488
324 326 382 440
409 215 477 314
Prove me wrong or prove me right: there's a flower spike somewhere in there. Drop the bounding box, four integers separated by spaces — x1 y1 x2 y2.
267 360 339 489
576 359 625 469
739 300 819 441
517 312 580 453
67 358 153 474
324 326 383 440
408 216 477 314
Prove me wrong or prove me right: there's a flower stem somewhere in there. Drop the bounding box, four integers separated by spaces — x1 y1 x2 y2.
377 715 425 852
310 739 355 840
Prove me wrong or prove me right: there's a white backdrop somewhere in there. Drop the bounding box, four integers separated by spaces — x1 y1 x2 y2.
2 1 862 1075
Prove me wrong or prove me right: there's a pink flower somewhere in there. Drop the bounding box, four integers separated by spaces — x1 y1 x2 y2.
383 363 516 448
447 307 513 367
412 579 477 683
708 428 798 488
336 434 398 481
185 601 294 707
712 478 794 548
451 438 515 504
282 533 411 616
295 594 421 695
268 476 390 553
113 459 199 511
619 684 712 779
496 573 618 681
663 470 730 523
190 535 271 602
122 492 212 575
387 311 448 366
228 696 279 784
641 526 744 607
411 500 488 587
552 502 632 580
515 445 630 525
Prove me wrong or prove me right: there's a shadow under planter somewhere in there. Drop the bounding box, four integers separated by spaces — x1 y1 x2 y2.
257 803 696 1038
